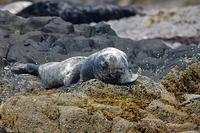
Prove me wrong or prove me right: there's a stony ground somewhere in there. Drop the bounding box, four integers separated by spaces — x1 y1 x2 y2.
0 63 200 132
0 1 200 133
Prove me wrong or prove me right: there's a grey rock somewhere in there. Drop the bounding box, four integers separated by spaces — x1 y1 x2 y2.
17 0 141 24
108 6 200 41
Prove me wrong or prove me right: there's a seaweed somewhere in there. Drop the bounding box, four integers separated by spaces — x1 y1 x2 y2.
162 63 200 96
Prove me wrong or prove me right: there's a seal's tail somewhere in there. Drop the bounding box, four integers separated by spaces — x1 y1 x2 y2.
11 63 39 76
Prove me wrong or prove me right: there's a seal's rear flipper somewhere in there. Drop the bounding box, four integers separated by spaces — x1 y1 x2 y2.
11 62 39 76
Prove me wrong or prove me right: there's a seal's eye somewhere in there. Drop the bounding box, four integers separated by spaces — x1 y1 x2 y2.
100 61 108 70
117 68 125 73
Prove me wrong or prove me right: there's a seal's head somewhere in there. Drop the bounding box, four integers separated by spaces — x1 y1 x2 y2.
93 47 138 85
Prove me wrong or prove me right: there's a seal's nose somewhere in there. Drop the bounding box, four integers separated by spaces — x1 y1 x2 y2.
120 70 138 85
125 74 138 84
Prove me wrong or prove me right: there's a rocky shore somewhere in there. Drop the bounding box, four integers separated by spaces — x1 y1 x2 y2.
0 1 200 132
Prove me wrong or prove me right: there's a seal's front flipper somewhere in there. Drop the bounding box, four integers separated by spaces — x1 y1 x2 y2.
63 74 83 92
63 73 74 87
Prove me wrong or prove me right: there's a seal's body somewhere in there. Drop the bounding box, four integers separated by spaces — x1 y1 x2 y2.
11 47 138 88
38 56 87 88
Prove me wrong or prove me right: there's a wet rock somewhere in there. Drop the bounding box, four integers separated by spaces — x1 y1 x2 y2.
17 0 141 24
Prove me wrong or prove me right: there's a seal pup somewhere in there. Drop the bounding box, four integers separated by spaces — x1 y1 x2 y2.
11 47 138 88
80 47 138 85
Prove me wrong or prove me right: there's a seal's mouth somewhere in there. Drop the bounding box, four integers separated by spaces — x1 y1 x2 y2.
120 70 138 85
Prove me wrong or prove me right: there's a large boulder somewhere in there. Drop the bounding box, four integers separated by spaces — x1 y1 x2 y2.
16 0 141 24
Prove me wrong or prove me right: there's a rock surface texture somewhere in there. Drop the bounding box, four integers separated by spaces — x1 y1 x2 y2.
0 2 200 133
108 6 200 42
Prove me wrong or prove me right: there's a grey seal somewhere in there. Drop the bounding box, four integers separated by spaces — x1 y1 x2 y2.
11 47 138 88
